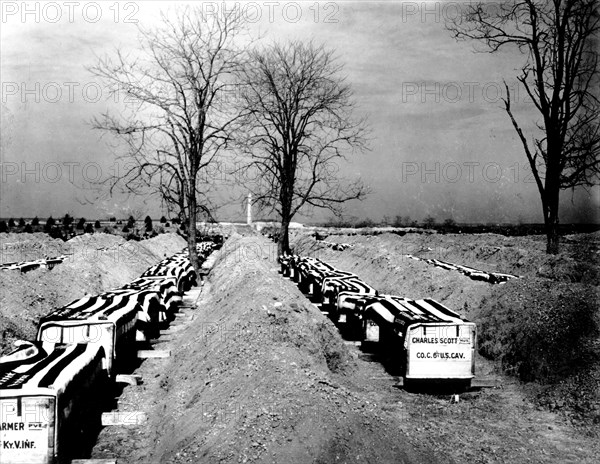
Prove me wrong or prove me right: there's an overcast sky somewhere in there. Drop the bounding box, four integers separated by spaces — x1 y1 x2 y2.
1 1 598 223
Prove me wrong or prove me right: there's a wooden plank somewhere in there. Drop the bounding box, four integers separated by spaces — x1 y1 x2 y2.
343 341 361 346
71 460 117 464
471 377 501 388
394 378 405 387
137 350 171 359
115 374 141 386
101 411 147 426
184 292 202 297
389 378 499 389
160 327 184 336
369 376 401 382
174 312 192 318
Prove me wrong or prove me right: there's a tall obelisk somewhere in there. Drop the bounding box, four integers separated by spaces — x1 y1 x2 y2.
246 193 252 225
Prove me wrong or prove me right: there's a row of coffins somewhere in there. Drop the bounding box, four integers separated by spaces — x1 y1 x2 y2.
0 256 68 272
316 241 353 251
404 255 519 284
279 255 477 384
0 239 222 464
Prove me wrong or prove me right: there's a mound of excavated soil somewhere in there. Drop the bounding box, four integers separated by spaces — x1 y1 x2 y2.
0 232 69 263
92 234 440 464
0 233 187 354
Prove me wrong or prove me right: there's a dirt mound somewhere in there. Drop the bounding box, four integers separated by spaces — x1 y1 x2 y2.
0 232 69 263
301 231 599 284
94 235 440 464
478 278 598 377
140 232 187 257
478 277 599 425
0 233 187 355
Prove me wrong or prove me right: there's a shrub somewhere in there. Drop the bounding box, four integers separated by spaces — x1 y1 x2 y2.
0 220 7 232
165 222 170 227
76 218 86 230
31 216 39 226
355 217 375 228
8 218 15 228
122 225 130 233
18 218 26 227
441 218 457 234
160 216 167 223
392 215 412 227
145 215 153 232
48 227 63 240
423 216 436 229
109 217 116 222
62 214 73 227
24 224 33 233
85 223 94 234
94 220 101 229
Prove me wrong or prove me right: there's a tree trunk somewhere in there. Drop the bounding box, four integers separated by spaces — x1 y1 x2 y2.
546 222 560 254
545 192 560 254
278 220 290 256
187 193 201 278
544 148 561 255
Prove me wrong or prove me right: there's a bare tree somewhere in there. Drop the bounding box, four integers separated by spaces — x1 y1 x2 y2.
238 41 370 254
448 0 600 254
89 6 248 270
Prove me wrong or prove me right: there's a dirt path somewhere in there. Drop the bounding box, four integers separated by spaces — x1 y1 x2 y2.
89 234 598 463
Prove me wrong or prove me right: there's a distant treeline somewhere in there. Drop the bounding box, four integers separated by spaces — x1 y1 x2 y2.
0 215 183 241
432 223 599 237
317 219 600 237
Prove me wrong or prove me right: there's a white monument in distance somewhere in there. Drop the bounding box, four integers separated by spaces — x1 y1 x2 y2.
247 193 252 225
